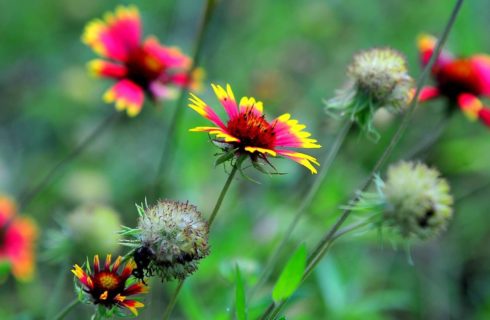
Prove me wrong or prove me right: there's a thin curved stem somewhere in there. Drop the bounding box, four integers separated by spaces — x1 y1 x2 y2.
161 157 241 319
248 120 352 300
18 112 119 211
161 279 185 320
53 299 79 320
259 0 465 317
152 0 217 198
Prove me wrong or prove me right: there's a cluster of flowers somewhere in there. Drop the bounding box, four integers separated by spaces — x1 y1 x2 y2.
3 3 488 319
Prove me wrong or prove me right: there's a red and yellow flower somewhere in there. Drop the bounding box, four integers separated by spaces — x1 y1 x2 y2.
417 33 490 128
72 254 147 316
189 84 321 174
0 196 37 281
83 5 201 116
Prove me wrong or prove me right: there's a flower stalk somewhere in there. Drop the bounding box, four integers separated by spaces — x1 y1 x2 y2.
152 0 218 197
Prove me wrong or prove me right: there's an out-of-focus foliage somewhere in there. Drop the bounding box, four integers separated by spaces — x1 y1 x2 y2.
1 0 489 319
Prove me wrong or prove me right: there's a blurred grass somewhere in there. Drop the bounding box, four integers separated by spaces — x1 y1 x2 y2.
1 0 490 319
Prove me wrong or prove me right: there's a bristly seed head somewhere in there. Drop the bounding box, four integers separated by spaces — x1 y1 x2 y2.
326 48 414 139
381 161 454 240
136 200 209 281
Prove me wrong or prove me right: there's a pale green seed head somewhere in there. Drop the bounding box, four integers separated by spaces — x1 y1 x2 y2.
382 161 453 240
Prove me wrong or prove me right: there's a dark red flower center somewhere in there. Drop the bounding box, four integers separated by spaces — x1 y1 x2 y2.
90 271 126 305
125 47 164 90
226 109 276 151
435 59 482 99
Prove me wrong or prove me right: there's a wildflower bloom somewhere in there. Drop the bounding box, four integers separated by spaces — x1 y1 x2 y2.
417 34 490 128
326 48 413 138
72 254 147 316
188 84 321 174
82 5 201 116
0 196 37 281
121 200 209 282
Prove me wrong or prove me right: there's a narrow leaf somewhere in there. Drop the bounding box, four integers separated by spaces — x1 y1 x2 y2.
235 265 247 320
272 244 307 303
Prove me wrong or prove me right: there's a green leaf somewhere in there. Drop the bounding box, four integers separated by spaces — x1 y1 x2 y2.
272 244 307 303
235 265 247 320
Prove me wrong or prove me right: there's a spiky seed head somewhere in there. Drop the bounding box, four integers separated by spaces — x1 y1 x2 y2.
326 48 413 139
382 161 453 240
137 200 209 281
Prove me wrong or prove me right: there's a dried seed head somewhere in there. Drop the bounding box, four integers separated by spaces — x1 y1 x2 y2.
326 48 413 139
349 48 412 107
382 161 453 240
137 200 209 281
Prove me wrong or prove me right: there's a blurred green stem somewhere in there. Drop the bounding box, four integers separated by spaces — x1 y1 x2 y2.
259 0 465 317
18 111 119 211
161 156 242 319
248 120 352 301
152 0 217 199
161 280 185 320
53 299 79 320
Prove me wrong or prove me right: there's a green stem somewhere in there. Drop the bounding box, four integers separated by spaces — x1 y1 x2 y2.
259 0 465 317
248 120 352 301
18 111 119 211
152 0 217 198
161 157 241 319
53 299 79 320
161 279 185 320
208 157 242 227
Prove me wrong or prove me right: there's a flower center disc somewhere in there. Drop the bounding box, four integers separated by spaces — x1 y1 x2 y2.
436 60 481 98
126 48 164 88
227 110 275 150
95 272 122 291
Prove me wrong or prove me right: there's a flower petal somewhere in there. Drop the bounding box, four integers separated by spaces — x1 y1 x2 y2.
123 283 148 296
112 256 122 272
93 255 100 273
418 86 440 102
143 36 191 69
470 54 490 96
275 150 320 174
188 93 226 129
478 108 490 127
104 79 145 117
82 5 141 61
457 93 483 121
211 84 239 120
88 59 127 78
244 146 276 156
120 300 144 316
239 96 263 117
189 126 240 142
120 260 136 280
272 114 321 149
104 254 112 271
417 33 453 69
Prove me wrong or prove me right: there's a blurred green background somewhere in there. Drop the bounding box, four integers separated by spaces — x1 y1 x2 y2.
1 0 489 319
